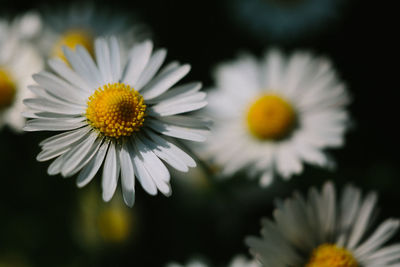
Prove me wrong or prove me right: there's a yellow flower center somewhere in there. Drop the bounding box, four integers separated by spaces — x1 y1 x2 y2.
246 94 295 140
306 244 358 267
52 29 94 62
97 207 132 243
0 68 16 111
86 83 146 139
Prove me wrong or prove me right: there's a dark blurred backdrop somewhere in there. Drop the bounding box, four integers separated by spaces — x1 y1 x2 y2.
1 0 398 266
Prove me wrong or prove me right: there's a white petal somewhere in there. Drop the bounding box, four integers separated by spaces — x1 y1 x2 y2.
37 146 71 162
355 219 400 258
40 126 91 148
276 144 303 179
145 129 196 168
48 58 91 92
47 153 66 175
109 36 121 83
146 119 207 142
94 38 112 83
141 64 190 100
75 45 104 85
119 143 135 207
135 48 167 90
76 140 110 188
122 40 153 86
129 139 158 195
24 97 84 115
262 49 285 89
63 46 100 88
24 117 86 131
135 137 170 183
135 137 171 196
60 132 101 177
147 82 202 104
32 71 87 104
102 142 119 202
149 93 207 116
140 135 188 172
347 192 378 249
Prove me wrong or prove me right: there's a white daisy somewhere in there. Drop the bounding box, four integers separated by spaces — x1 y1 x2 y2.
0 13 43 132
228 0 346 42
246 181 400 266
74 185 135 249
167 255 260 267
36 3 147 63
23 36 208 207
202 50 350 186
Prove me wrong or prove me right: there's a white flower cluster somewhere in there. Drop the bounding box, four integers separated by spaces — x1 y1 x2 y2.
1 3 398 267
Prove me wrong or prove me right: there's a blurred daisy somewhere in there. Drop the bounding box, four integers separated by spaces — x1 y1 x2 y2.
0 14 43 132
74 185 135 249
167 255 260 267
202 50 349 186
246 181 400 266
23 37 208 207
37 4 147 62
228 0 346 42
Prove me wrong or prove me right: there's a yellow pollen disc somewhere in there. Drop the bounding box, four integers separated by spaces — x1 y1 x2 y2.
52 29 94 62
86 83 146 138
97 207 132 243
0 68 16 111
306 244 359 267
246 94 295 140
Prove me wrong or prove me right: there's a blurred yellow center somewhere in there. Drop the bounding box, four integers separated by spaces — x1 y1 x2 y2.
247 94 295 140
0 68 16 110
98 207 132 243
86 83 146 138
306 244 358 267
52 29 94 62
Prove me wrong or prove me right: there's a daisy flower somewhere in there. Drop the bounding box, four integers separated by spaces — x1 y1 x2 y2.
74 185 135 249
0 13 43 132
167 255 260 267
228 0 346 42
246 181 400 266
37 3 147 63
202 50 349 186
23 37 208 207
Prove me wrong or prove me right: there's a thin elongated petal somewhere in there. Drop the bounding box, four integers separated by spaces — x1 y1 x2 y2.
48 58 91 92
119 143 135 207
102 142 119 202
135 48 167 90
122 40 153 86
76 140 110 188
141 64 190 100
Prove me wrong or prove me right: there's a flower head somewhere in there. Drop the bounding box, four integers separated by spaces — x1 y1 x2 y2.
202 50 350 186
36 3 148 62
0 13 43 132
24 37 208 207
246 181 400 266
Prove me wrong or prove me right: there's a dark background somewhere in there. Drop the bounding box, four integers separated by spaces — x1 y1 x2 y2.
1 0 398 266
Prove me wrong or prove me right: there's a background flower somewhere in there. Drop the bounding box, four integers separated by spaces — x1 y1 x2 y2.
0 13 43 132
246 181 400 266
201 50 349 186
0 0 397 266
34 3 149 63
